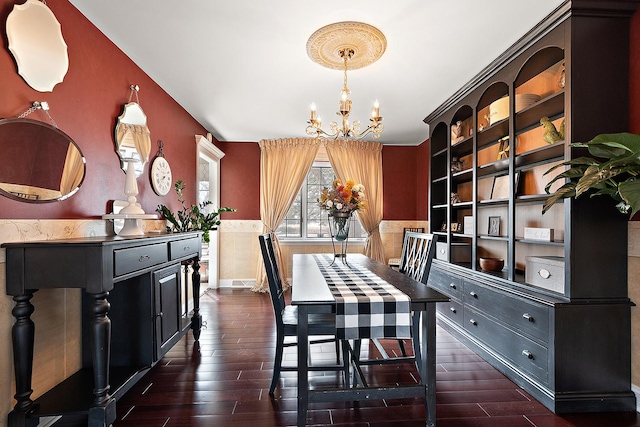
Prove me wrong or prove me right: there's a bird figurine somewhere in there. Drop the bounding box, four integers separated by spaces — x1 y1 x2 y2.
540 117 564 144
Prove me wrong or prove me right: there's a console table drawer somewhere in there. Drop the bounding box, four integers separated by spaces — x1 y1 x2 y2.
114 243 169 276
464 281 549 343
169 236 201 260
437 299 463 327
428 267 463 300
464 307 548 385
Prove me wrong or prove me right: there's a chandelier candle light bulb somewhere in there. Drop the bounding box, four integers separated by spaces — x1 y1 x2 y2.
372 99 380 119
310 103 317 121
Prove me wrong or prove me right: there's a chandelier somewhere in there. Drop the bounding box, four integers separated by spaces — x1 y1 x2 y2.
305 22 386 140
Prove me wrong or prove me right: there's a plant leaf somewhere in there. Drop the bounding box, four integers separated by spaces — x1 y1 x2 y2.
542 182 576 214
574 165 623 196
619 179 640 217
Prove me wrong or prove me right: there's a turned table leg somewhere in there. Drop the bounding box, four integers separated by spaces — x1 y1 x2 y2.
9 292 38 427
88 292 116 427
191 258 202 341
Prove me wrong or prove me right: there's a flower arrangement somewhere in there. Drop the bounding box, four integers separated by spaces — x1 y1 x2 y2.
156 180 236 243
318 179 366 214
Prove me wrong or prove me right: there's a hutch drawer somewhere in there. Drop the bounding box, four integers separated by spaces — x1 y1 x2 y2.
114 242 169 276
437 299 463 327
464 307 548 385
169 236 201 260
428 267 463 300
464 280 550 343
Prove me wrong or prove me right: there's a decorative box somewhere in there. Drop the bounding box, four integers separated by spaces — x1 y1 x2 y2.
524 227 554 242
436 242 471 263
525 256 564 293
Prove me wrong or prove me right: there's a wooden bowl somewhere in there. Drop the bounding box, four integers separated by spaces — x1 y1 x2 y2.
479 257 504 272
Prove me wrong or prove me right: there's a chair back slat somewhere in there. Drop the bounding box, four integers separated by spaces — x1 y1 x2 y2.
398 232 437 284
258 233 286 323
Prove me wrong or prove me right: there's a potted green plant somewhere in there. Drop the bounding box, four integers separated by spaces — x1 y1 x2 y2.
543 132 640 217
156 179 236 243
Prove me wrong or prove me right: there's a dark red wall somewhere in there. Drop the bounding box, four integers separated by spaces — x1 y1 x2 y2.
218 141 261 220
631 7 640 134
382 146 419 220
0 0 209 219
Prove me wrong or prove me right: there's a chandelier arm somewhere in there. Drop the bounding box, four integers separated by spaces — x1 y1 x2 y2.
306 44 383 140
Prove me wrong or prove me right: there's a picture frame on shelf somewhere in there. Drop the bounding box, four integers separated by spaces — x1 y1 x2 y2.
490 171 520 199
488 216 501 236
441 222 447 232
463 216 474 235
451 222 461 233
491 174 510 199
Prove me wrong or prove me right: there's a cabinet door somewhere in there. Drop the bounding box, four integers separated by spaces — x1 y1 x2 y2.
153 263 182 361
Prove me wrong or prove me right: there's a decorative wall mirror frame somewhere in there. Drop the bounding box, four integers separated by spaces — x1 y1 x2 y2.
0 118 85 203
6 0 69 92
114 102 151 177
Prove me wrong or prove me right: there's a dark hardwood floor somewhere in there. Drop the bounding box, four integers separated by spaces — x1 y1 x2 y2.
111 288 640 427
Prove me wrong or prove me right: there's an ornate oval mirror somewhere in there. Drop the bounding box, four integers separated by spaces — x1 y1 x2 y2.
6 0 69 92
114 102 151 177
0 118 85 202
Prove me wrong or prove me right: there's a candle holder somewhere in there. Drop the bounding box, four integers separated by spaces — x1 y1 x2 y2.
103 158 157 236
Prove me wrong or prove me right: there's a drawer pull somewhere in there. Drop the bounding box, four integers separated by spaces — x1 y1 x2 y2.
449 283 457 289
522 350 534 359
469 319 477 326
537 268 551 279
183 246 190 251
138 255 150 262
522 313 534 322
439 248 446 254
449 307 457 313
469 291 478 298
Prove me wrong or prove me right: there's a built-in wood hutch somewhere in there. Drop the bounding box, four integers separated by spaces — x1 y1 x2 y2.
425 0 637 413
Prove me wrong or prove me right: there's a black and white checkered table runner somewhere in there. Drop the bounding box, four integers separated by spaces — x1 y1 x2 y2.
313 254 411 340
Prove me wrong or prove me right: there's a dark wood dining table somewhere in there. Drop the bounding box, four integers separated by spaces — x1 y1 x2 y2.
291 253 449 427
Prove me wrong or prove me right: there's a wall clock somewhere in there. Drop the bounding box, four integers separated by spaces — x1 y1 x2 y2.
150 140 172 196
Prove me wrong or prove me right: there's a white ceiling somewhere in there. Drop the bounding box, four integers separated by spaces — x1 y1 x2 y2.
68 0 564 146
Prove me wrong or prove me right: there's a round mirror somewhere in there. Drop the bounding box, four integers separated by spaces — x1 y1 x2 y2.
114 102 151 177
0 118 85 203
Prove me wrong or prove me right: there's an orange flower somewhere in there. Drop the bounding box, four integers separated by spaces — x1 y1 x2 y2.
317 179 366 213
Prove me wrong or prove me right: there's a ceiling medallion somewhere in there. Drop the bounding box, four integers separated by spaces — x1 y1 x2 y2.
305 22 386 140
306 21 387 70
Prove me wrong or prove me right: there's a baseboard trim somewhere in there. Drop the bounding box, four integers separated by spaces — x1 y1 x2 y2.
219 279 255 288
632 383 640 413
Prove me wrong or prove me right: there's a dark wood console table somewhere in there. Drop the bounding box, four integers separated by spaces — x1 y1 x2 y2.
3 232 203 427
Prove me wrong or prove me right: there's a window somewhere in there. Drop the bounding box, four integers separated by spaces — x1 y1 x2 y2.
276 164 366 240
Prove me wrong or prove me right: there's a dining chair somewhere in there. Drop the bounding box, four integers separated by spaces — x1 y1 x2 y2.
258 233 347 394
353 232 437 382
388 227 425 270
